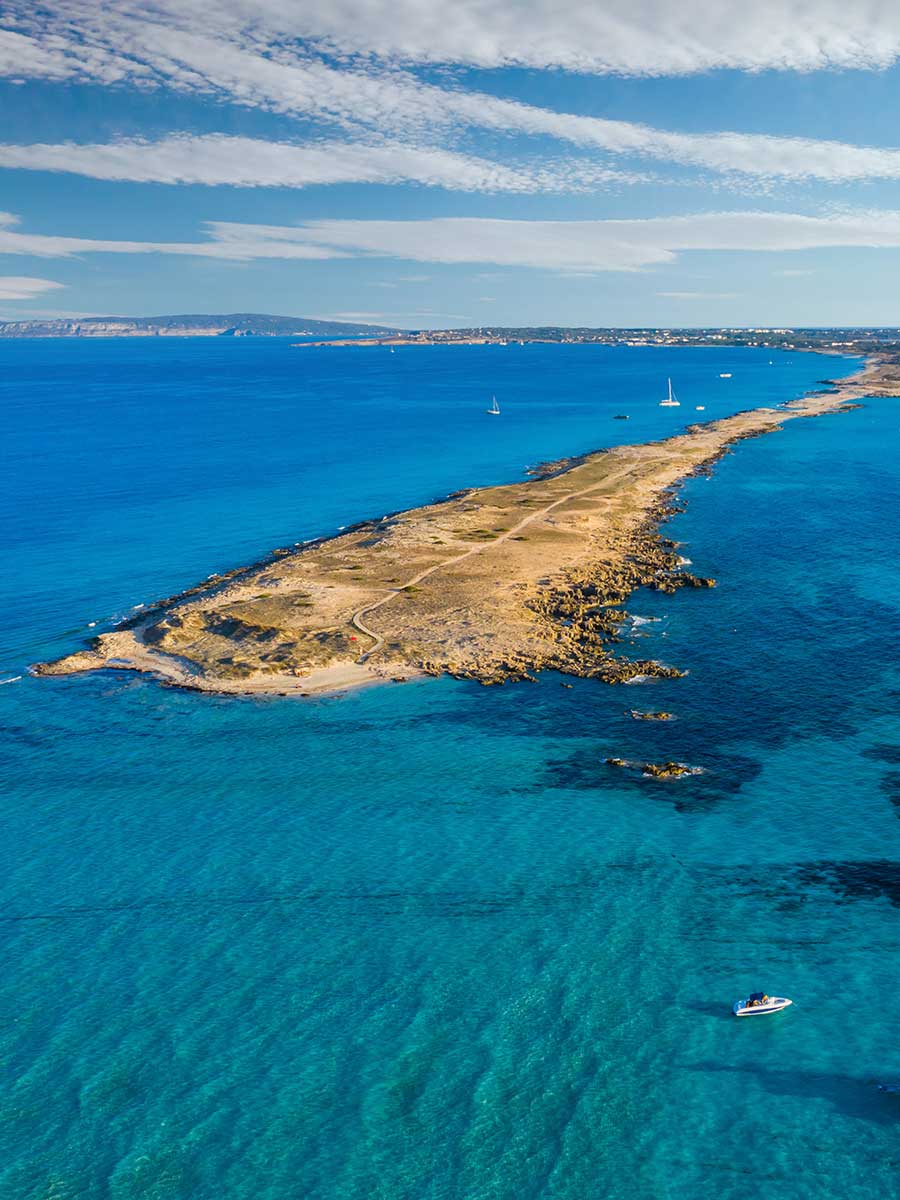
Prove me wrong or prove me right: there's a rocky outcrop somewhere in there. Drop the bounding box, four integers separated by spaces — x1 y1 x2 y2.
642 761 700 779
605 757 701 778
652 572 716 594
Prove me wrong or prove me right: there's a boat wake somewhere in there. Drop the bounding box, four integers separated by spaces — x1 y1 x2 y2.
0 676 22 686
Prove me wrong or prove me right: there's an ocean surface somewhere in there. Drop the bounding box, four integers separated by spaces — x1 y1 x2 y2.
2 339 899 1199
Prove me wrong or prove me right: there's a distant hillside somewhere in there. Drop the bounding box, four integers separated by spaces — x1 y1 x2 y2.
0 313 399 338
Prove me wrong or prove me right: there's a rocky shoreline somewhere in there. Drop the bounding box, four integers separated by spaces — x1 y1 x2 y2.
34 357 899 698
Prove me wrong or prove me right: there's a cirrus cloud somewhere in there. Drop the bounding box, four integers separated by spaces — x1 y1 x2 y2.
0 275 64 300
8 209 900 273
4 4 900 187
0 134 645 193
8 0 900 79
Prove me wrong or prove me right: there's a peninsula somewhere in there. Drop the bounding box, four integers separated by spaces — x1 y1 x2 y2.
0 313 397 339
35 358 898 697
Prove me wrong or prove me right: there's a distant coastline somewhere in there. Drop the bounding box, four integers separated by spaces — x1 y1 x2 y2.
4 318 900 358
292 326 900 356
0 313 398 339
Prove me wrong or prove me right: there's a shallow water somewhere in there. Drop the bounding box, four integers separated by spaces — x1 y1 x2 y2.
4 340 899 1199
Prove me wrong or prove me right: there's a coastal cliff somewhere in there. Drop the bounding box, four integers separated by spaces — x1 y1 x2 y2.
35 359 898 696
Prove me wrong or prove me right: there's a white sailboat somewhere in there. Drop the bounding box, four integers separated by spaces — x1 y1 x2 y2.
486 395 501 415
659 378 680 407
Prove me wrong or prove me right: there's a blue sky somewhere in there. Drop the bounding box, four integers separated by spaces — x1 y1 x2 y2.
6 2 900 327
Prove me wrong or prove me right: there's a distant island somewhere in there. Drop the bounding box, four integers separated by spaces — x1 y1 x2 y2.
36 357 896 698
0 313 399 339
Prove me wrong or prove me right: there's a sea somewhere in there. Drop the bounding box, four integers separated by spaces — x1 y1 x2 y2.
2 339 899 1199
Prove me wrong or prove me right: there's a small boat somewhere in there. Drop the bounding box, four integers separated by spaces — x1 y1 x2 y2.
613 413 630 420
659 378 680 407
733 993 792 1017
695 405 705 411
486 395 501 416
719 372 732 378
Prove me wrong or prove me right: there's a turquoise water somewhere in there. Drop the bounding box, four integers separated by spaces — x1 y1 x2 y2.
3 340 899 1198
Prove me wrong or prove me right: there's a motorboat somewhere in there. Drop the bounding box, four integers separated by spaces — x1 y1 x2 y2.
719 372 732 378
695 405 705 411
733 993 792 1017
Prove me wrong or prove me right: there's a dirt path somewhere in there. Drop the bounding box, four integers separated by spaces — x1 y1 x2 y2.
351 461 636 662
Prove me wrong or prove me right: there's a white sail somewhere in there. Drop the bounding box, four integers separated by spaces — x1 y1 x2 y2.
659 377 680 407
486 395 501 415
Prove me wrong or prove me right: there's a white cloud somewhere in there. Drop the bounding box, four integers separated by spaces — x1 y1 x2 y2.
656 291 740 299
11 208 900 272
5 4 900 185
0 134 645 193
260 211 900 271
0 275 64 300
327 310 467 320
0 211 337 260
9 0 900 78
265 0 900 75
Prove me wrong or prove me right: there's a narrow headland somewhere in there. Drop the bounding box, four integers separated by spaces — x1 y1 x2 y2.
34 356 900 698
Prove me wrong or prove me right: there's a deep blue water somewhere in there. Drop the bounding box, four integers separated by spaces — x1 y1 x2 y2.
3 339 900 1199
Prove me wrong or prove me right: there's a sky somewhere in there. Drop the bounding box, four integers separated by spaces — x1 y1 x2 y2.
7 3 900 327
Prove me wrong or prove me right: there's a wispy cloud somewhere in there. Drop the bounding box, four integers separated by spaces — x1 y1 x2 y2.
0 134 646 193
9 0 900 79
5 5 900 185
327 309 467 320
0 275 64 300
246 211 900 271
0 211 338 260
11 209 900 272
656 291 739 299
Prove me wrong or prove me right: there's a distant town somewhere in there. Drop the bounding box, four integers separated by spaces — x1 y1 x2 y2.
295 325 900 356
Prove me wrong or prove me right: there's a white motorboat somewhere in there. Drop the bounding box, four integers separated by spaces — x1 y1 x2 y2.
659 377 680 407
695 405 705 411
733 993 793 1017
719 372 732 378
